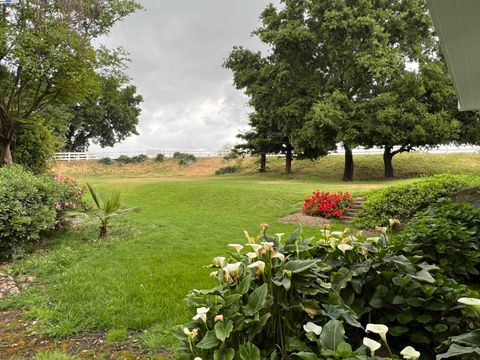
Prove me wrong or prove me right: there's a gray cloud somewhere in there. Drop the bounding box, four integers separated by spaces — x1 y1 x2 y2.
90 0 272 153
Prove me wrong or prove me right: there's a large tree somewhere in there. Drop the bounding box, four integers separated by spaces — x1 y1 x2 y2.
0 0 141 166
65 75 142 152
225 0 329 174
296 0 433 180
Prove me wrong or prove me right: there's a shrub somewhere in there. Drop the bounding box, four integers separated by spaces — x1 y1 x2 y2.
117 155 131 164
303 191 353 219
215 165 239 175
155 153 165 162
175 226 477 359
354 174 480 228
98 157 112 165
0 166 58 259
53 175 86 227
178 153 196 166
130 154 148 163
223 150 239 161
173 152 185 159
400 199 480 284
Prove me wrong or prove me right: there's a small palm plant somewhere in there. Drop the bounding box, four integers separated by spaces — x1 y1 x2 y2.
86 183 138 238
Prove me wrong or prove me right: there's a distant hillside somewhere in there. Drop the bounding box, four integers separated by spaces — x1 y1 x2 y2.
53 152 480 181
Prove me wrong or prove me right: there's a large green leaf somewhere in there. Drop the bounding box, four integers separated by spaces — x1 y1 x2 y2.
287 337 311 352
214 347 235 360
319 319 345 351
292 352 319 360
244 283 268 316
449 330 480 347
247 313 271 339
437 343 480 359
197 330 220 349
332 267 353 293
215 320 233 343
239 342 261 360
284 260 319 273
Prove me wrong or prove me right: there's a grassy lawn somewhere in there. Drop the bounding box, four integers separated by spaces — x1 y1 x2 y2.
2 152 479 356
1 175 411 352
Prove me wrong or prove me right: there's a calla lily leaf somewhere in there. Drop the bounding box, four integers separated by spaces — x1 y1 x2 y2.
243 283 268 316
197 331 220 349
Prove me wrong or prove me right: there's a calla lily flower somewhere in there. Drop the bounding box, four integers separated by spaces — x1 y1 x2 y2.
363 337 381 356
366 323 389 344
246 252 258 262
331 231 344 237
375 226 388 234
400 346 420 359
194 357 203 360
389 218 400 227
247 260 266 275
183 327 199 338
244 230 255 244
214 314 224 322
337 243 353 254
272 252 285 262
228 243 244 253
303 322 322 336
223 262 242 282
283 269 292 278
209 271 218 278
275 233 285 242
192 307 209 323
458 297 480 314
213 256 226 267
247 243 263 255
261 241 275 253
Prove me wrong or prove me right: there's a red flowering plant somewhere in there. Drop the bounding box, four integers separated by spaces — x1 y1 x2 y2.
53 175 86 227
302 190 353 219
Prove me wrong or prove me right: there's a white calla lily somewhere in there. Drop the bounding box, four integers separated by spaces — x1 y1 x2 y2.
213 256 226 267
400 346 421 359
192 307 209 323
375 226 388 234
458 297 480 313
214 314 224 322
246 252 258 261
246 243 263 255
331 231 344 237
183 327 199 338
275 233 285 242
366 323 389 344
209 271 218 278
272 252 285 262
194 357 203 360
261 241 275 253
222 262 242 282
363 337 381 356
337 243 353 254
247 260 266 275
228 243 244 253
303 322 322 336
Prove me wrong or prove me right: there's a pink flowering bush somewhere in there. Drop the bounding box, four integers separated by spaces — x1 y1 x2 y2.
53 175 86 226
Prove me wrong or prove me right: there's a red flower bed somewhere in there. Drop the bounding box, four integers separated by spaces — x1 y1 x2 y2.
303 191 353 219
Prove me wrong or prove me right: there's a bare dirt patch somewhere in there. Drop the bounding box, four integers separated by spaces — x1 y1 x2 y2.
0 308 171 359
280 212 332 227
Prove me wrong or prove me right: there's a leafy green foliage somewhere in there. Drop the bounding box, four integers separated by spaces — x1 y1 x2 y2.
215 166 239 175
0 166 58 259
86 183 138 238
176 226 477 358
116 154 148 164
155 153 165 162
401 199 480 284
98 157 112 165
354 174 480 228
173 153 196 166
437 330 480 359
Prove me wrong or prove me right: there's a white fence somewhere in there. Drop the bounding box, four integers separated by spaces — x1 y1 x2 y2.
55 145 480 162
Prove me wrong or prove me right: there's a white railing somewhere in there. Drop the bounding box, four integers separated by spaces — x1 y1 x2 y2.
55 145 480 161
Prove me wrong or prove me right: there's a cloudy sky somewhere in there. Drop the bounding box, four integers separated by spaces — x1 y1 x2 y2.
90 0 273 153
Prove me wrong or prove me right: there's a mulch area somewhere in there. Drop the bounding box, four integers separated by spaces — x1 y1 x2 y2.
279 212 334 227
0 307 171 359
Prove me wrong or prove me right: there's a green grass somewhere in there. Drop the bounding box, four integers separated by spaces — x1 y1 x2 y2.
0 174 460 351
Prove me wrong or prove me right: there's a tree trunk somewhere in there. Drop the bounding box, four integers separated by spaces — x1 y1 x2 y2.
342 145 354 181
383 147 394 179
259 153 266 173
0 137 13 166
285 143 293 174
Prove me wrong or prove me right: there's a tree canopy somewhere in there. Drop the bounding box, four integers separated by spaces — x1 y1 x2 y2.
0 0 142 166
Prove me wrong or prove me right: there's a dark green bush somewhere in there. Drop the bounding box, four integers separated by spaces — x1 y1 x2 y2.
117 155 131 164
173 152 184 159
215 165 239 175
223 150 238 161
354 174 480 228
400 199 480 284
178 153 196 166
0 166 59 259
98 157 112 165
130 154 148 163
155 153 165 162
